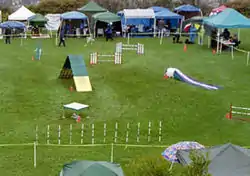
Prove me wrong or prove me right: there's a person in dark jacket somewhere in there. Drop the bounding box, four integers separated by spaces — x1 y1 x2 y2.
58 26 66 47
5 27 11 44
105 24 113 41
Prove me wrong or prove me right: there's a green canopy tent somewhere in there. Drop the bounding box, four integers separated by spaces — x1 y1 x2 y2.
28 14 48 26
78 1 107 13
59 160 125 176
28 14 49 38
92 12 121 37
78 1 107 33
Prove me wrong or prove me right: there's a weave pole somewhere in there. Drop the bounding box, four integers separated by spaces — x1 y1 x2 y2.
35 125 38 144
69 124 72 145
125 123 129 144
58 125 61 145
103 123 107 143
47 125 50 144
114 122 118 143
159 121 162 142
92 124 95 144
81 124 84 144
137 122 140 143
148 121 151 142
33 142 37 168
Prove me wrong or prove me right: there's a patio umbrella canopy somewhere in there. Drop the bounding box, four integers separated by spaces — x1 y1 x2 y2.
78 1 107 13
0 21 26 29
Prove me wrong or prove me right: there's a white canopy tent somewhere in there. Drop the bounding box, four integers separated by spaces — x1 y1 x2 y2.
8 5 35 21
123 9 156 36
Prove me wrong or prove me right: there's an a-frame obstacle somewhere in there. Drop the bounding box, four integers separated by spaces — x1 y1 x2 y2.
59 55 92 92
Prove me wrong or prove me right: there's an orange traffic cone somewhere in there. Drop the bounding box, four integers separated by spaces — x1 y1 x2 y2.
183 44 187 52
212 49 216 55
69 86 74 91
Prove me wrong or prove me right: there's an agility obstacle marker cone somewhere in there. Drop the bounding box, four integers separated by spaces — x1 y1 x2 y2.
69 86 74 92
212 49 216 55
183 44 187 52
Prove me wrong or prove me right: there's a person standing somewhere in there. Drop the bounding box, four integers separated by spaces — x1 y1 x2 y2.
5 27 11 44
105 24 113 41
198 25 205 45
58 25 66 47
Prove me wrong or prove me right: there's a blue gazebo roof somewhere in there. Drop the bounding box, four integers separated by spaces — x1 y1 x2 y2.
61 11 88 20
150 6 169 13
174 4 200 12
155 10 183 19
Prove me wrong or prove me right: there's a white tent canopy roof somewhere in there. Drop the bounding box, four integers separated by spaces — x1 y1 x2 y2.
123 9 155 19
8 5 35 21
63 102 89 111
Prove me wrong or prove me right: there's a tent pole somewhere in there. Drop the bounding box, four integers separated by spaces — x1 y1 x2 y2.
216 30 220 54
87 18 91 37
238 28 240 41
153 18 156 37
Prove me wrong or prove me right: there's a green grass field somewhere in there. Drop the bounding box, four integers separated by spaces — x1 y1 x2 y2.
1 31 250 175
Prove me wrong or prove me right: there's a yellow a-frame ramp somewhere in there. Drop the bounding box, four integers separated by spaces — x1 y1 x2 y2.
59 55 92 92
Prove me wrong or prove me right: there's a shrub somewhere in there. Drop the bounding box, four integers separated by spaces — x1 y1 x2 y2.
125 156 174 176
181 150 211 176
225 0 250 17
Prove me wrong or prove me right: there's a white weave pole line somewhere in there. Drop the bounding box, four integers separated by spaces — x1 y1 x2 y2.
92 124 95 144
159 121 162 142
103 123 107 143
125 123 129 144
110 143 114 163
69 124 72 145
33 142 37 168
35 125 38 144
114 122 118 143
148 121 151 142
137 122 140 143
81 124 84 144
47 125 50 144
58 125 61 145
247 52 250 66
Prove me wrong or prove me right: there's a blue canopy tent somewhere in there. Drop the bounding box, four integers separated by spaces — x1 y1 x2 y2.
155 10 184 29
0 21 26 29
121 9 156 37
174 4 202 19
149 6 169 13
203 8 250 53
60 11 90 37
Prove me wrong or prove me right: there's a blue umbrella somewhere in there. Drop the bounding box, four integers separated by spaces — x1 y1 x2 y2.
162 141 205 163
0 21 26 29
